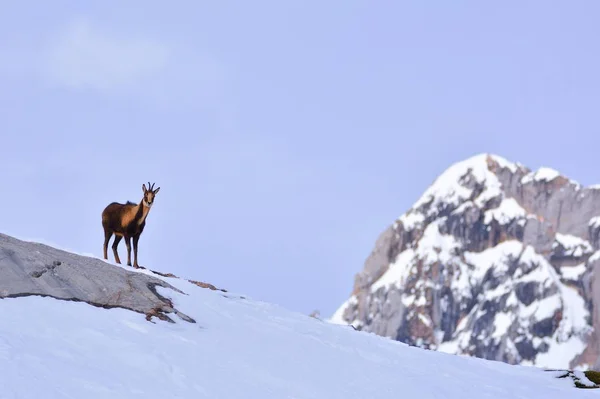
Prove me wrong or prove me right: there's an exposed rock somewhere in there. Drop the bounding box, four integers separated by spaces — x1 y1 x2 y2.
352 226 403 295
331 153 600 370
0 233 196 324
188 279 227 292
309 310 321 319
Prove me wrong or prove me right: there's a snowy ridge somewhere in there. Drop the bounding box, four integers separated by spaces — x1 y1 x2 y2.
403 154 512 226
332 153 600 371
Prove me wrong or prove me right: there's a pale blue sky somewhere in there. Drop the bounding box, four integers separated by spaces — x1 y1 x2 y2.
1 1 599 317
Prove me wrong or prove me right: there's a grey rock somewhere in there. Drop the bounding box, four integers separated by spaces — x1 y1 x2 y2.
353 226 397 293
0 233 195 324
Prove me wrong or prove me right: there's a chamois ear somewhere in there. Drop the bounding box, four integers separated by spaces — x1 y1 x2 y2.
153 187 160 194
142 183 147 193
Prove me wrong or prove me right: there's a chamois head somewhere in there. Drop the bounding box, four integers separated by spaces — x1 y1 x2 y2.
142 182 160 207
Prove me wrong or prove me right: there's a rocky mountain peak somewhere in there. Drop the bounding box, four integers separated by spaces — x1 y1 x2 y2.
331 153 600 370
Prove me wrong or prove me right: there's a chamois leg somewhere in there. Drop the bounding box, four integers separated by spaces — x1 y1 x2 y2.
103 228 112 260
125 236 132 267
112 235 123 264
132 234 140 268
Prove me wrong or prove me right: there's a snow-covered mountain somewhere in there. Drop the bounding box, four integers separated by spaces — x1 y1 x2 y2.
0 232 598 397
331 153 600 371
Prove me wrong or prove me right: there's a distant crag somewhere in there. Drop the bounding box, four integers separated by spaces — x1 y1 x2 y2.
331 153 600 370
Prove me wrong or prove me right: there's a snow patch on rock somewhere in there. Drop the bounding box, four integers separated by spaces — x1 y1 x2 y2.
553 233 593 257
484 197 527 225
410 154 514 218
521 167 561 184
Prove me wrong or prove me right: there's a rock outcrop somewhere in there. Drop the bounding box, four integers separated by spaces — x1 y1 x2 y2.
0 233 196 323
331 153 600 370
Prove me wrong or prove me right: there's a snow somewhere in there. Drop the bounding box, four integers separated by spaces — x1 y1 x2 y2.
517 246 589 333
359 209 591 372
521 294 562 320
554 234 592 250
370 248 416 292
532 250 591 363
371 219 460 292
492 312 514 339
589 216 600 230
492 154 520 173
463 240 524 282
397 211 425 231
0 272 594 398
590 251 600 264
414 294 428 307
560 264 587 280
368 221 590 370
554 281 590 333
415 219 461 264
456 241 590 368
553 233 593 257
409 154 511 218
351 219 590 371
572 370 596 388
437 339 460 354
402 293 416 306
327 153 595 380
531 249 589 334
536 335 588 372
418 312 432 327
483 197 527 224
451 201 474 215
521 167 561 184
329 295 357 325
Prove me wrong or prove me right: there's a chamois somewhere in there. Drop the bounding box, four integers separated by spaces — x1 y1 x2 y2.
102 182 160 269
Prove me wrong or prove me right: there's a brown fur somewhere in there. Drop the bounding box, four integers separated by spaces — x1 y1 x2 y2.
102 182 160 268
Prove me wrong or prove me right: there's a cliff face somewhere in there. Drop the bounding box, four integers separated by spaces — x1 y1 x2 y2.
331 154 600 370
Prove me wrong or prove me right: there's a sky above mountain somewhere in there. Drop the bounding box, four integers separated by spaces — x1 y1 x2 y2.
1 1 600 317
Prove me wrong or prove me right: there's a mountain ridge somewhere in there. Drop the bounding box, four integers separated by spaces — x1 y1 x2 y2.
330 153 600 370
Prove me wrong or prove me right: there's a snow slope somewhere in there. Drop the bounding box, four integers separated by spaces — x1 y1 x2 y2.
0 261 595 398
